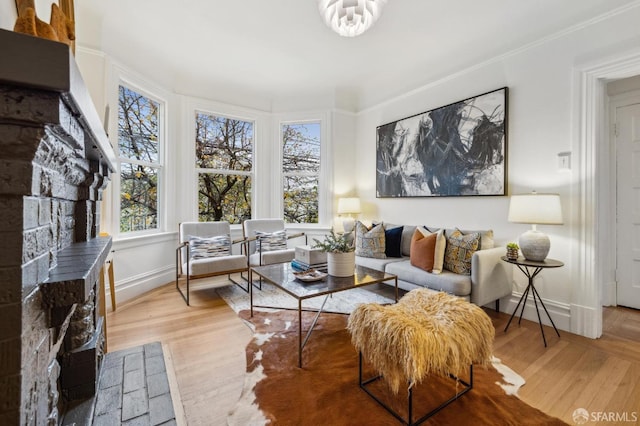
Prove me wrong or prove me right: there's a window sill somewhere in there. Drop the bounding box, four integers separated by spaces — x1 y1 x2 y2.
113 231 178 251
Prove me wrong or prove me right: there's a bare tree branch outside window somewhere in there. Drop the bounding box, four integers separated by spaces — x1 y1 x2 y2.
282 123 320 223
196 113 253 223
118 86 160 233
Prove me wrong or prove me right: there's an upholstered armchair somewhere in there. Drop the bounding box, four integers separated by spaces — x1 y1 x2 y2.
176 221 248 305
242 218 306 284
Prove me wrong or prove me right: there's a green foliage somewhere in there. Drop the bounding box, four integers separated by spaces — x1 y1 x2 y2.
196 113 253 223
312 229 354 253
118 86 160 233
282 123 320 224
506 242 519 250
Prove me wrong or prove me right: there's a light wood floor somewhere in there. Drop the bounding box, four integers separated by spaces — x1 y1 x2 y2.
107 279 640 425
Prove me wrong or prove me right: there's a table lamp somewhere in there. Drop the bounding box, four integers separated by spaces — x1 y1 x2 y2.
337 197 361 233
508 192 563 261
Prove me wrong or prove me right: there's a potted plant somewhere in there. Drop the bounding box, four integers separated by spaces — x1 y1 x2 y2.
506 242 519 260
313 228 355 277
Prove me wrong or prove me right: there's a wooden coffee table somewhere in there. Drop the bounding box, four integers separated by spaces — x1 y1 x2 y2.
250 263 398 367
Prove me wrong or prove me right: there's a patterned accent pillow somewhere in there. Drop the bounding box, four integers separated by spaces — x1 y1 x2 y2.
256 230 288 252
443 229 480 275
355 221 386 259
189 235 231 259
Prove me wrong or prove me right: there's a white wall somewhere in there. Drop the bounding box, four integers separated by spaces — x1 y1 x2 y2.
7 0 640 335
354 6 640 332
0 1 16 29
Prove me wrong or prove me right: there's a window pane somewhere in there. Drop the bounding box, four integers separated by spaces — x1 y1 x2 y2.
284 175 318 224
196 113 253 170
118 86 159 163
282 123 320 173
120 163 158 232
198 173 251 224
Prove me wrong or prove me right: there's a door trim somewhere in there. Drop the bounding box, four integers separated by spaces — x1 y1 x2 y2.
605 93 640 306
574 48 640 338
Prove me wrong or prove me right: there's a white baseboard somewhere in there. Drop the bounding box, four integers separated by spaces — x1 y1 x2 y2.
570 303 602 339
106 265 175 307
502 292 571 332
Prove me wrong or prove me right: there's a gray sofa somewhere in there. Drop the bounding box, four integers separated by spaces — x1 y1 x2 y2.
355 224 512 310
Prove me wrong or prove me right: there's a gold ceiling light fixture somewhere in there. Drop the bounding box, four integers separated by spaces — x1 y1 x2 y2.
317 0 387 37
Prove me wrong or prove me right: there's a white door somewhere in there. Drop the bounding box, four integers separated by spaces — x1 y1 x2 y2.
616 103 640 309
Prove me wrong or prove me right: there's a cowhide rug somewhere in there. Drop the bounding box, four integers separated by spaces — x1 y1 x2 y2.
228 310 567 425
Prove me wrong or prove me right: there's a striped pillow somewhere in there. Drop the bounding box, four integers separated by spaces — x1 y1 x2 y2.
188 235 231 259
256 230 288 252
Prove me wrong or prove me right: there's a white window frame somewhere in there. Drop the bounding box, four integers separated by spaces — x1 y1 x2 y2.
109 74 168 238
280 120 322 225
193 109 255 224
276 111 331 227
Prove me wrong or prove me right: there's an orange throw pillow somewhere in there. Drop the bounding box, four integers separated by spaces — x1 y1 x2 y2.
410 229 437 272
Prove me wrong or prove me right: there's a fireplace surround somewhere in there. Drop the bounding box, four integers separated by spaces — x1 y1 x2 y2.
0 29 116 424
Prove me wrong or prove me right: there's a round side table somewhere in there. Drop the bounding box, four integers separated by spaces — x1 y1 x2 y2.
501 256 564 347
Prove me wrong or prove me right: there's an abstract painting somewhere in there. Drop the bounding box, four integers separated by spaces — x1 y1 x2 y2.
376 87 508 197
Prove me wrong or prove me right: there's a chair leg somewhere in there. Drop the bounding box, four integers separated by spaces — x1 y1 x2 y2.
241 270 263 291
175 275 190 306
495 299 500 312
230 273 252 293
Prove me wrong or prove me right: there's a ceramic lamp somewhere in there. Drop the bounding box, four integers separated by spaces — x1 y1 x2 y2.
508 192 563 261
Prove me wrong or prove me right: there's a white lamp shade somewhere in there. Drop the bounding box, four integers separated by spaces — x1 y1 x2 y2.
317 0 386 37
337 197 361 215
508 192 562 261
508 193 563 225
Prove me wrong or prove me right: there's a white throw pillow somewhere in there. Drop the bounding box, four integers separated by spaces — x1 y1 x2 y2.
256 230 288 252
188 235 231 259
416 226 446 274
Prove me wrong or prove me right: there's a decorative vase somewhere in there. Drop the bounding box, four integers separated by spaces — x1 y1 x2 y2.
506 247 519 261
327 251 355 277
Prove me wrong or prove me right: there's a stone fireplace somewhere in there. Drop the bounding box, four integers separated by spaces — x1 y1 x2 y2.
0 29 116 425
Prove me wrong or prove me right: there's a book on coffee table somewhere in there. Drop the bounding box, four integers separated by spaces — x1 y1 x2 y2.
291 258 328 272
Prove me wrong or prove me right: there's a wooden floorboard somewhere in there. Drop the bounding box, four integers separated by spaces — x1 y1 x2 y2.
107 280 640 425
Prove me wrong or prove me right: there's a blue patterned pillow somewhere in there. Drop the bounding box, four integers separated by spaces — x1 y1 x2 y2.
355 222 386 259
256 230 288 252
189 235 231 259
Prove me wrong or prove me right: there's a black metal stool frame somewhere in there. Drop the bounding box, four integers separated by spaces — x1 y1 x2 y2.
358 353 473 425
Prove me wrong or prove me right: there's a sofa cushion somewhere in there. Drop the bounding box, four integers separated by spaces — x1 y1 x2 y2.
444 229 480 275
355 222 386 259
355 255 405 272
184 254 247 276
437 228 494 250
385 261 471 297
383 223 416 257
410 229 436 272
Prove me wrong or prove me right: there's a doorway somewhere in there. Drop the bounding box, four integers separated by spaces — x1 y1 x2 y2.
612 94 640 309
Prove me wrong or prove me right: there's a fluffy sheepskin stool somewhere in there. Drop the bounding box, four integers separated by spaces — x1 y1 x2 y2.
348 289 495 425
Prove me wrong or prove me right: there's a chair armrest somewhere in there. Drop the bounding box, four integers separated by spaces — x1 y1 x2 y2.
176 241 189 275
286 232 305 240
470 247 513 307
232 236 247 245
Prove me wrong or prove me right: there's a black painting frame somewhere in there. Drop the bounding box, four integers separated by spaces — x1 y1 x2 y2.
376 87 508 198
